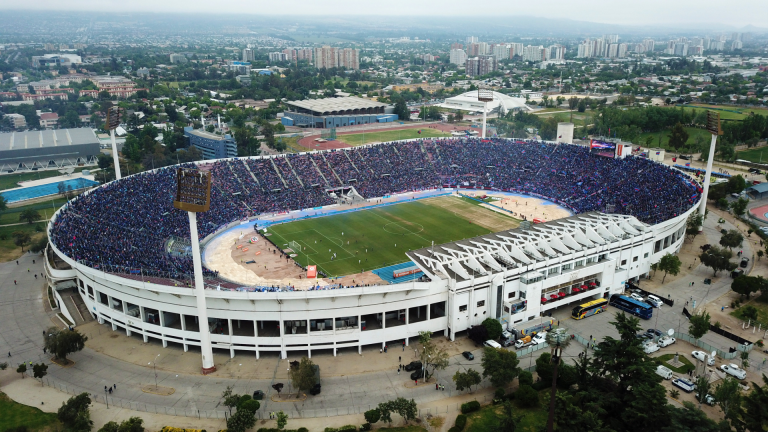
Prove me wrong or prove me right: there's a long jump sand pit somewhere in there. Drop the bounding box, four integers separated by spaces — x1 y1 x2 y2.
460 192 572 223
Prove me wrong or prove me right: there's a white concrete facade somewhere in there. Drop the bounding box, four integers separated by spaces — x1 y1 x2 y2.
46 206 693 359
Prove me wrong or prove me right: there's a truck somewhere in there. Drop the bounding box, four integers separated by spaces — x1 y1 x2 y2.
514 335 533 349
508 317 555 342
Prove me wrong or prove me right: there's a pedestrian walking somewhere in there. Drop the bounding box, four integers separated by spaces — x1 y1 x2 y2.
14 280 16 285
43 347 46 354
398 369 400 375
114 384 116 390
16 260 18 265
403 341 405 351
399 356 401 363
7 352 10 357
436 383 439 390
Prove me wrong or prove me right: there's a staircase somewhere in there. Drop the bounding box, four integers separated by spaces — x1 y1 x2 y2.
283 157 305 188
343 151 360 173
309 158 331 187
241 160 262 190
59 289 94 327
270 158 289 188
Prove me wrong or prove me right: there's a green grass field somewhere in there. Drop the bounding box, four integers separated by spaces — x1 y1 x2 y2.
637 127 711 151
0 392 60 431
336 128 451 146
689 104 768 120
464 393 548 432
0 168 86 192
268 197 518 277
735 147 768 163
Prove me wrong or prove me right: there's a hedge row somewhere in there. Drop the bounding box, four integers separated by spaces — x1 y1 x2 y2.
460 400 481 414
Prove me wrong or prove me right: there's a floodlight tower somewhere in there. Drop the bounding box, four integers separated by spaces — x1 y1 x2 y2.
173 168 216 374
698 111 723 228
106 105 122 180
478 88 493 138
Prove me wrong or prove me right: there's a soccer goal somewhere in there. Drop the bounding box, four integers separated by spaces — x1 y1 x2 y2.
288 240 302 253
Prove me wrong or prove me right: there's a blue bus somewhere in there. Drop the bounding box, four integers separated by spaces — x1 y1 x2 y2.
609 294 653 320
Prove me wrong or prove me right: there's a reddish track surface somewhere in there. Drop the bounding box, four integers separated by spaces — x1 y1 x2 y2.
750 204 768 223
296 123 474 150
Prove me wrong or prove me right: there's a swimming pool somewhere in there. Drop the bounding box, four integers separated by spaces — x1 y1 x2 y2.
1 178 99 203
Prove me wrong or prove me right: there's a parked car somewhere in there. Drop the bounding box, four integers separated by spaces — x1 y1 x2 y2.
741 257 749 268
646 328 663 337
748 168 761 174
404 361 422 372
630 293 645 302
636 333 652 340
672 378 696 393
732 268 745 278
532 332 548 345
643 342 660 354
692 350 715 366
462 351 474 361
645 295 662 308
679 155 691 160
252 390 264 400
658 336 676 347
720 364 747 380
696 393 716 406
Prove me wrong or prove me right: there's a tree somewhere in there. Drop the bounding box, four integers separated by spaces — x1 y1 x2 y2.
719 230 744 251
44 326 88 362
98 417 144 432
378 398 418 425
417 331 450 380
227 408 256 432
0 195 7 217
289 357 317 393
19 209 41 224
482 318 503 341
689 311 711 342
536 352 553 383
33 362 48 385
276 410 288 430
516 384 539 408
16 362 26 378
700 245 736 276
394 99 409 121
668 123 689 152
741 374 768 432
468 325 489 345
686 214 704 240
518 370 533 386
660 401 722 432
731 197 749 218
58 393 93 432
221 385 239 414
12 231 31 252
30 234 49 254
732 275 761 300
481 346 520 388
498 400 525 432
695 375 711 408
452 368 482 393
726 175 746 194
364 408 381 425
657 253 682 283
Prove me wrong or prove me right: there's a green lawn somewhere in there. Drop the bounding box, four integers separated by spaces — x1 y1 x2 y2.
655 353 695 374
689 104 768 120
464 395 548 432
335 128 451 146
731 299 768 328
0 168 86 192
735 147 768 164
637 127 711 151
268 197 513 277
0 392 60 431
0 198 69 225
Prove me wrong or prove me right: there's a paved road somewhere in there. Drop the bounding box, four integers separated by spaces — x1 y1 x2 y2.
1 254 542 418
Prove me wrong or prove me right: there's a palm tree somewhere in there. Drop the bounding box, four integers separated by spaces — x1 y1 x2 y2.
544 328 572 432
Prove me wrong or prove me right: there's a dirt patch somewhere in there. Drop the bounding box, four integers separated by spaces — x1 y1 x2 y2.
421 195 519 232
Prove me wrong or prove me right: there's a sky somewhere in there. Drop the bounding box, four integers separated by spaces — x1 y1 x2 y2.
0 0 765 28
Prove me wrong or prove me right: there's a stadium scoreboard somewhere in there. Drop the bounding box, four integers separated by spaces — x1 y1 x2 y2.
173 168 212 212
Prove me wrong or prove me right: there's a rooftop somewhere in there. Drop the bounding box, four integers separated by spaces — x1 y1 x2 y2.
185 128 231 141
284 96 388 114
0 128 99 151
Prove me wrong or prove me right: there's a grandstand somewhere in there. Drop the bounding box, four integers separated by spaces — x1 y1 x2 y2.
45 137 700 361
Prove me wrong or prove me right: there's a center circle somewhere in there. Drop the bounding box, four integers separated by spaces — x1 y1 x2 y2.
382 222 424 235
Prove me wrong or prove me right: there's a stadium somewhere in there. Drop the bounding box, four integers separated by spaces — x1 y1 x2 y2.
45 137 700 367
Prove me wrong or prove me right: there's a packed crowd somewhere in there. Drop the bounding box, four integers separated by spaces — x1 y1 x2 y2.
50 138 699 281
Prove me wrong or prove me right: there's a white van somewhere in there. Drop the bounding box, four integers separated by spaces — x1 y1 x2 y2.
484 340 502 349
646 295 662 308
656 365 673 380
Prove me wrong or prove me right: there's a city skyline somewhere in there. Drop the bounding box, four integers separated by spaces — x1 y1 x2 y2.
0 1 765 28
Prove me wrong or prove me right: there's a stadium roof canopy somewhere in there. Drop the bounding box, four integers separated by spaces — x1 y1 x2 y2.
0 128 99 151
440 91 531 114
285 96 388 116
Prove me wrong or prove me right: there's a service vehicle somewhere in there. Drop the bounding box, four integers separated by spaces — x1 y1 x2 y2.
658 336 676 347
655 365 673 380
720 364 747 380
672 378 696 393
692 350 715 366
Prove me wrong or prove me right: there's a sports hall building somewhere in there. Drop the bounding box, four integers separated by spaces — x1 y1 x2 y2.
281 96 396 128
45 187 692 360
0 128 100 172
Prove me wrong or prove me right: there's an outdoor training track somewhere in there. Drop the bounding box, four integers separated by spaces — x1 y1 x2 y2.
296 122 473 150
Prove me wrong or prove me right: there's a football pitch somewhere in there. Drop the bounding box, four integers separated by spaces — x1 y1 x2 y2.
335 128 451 146
267 196 519 277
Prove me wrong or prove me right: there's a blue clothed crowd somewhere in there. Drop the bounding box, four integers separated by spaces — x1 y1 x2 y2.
50 138 699 281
